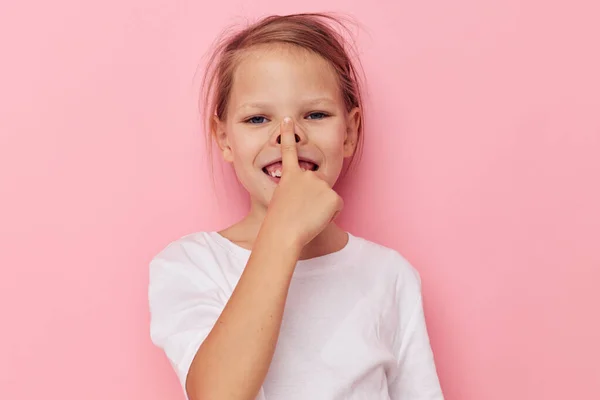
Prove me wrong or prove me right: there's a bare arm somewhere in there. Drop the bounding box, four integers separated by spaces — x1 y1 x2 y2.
185 117 342 400
185 223 299 400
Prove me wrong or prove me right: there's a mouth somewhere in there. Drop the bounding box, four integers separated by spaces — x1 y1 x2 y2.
262 159 319 181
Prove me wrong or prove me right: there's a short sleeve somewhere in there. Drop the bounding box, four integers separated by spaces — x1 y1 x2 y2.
148 238 267 400
388 257 444 399
148 250 225 395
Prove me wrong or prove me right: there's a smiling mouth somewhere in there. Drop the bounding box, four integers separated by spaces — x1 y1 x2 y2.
262 161 319 178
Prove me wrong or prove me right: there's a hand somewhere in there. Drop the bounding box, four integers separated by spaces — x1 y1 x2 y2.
262 117 343 252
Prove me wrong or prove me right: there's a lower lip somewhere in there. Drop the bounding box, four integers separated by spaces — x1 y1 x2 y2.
263 170 281 184
262 165 320 184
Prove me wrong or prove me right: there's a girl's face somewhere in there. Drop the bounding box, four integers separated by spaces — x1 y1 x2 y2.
214 44 360 210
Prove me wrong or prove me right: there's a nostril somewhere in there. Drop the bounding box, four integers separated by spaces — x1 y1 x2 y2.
276 134 301 144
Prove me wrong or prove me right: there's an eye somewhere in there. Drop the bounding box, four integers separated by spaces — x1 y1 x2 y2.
245 116 269 124
306 112 329 120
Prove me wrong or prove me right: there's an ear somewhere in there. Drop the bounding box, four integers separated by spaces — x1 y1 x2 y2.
343 107 360 158
212 115 234 163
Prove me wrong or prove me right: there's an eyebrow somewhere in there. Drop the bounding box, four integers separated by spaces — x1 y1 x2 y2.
236 97 336 111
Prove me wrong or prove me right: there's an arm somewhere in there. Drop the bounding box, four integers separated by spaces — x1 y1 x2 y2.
186 117 342 400
185 224 299 400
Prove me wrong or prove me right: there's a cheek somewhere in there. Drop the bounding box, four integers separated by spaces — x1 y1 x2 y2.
229 131 262 164
318 123 347 156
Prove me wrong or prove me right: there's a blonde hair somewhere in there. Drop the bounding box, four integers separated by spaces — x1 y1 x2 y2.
200 12 367 175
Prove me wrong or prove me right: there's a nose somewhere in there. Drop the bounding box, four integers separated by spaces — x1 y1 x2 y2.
276 134 300 144
271 118 307 146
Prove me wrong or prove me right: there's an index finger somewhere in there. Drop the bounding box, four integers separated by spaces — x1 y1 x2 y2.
280 117 299 171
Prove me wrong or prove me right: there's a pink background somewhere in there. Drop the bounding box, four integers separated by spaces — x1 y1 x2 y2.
1 0 599 399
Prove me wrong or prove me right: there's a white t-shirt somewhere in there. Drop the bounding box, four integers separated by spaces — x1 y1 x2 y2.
149 231 444 399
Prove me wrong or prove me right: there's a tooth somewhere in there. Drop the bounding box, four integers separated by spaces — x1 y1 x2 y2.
267 168 283 178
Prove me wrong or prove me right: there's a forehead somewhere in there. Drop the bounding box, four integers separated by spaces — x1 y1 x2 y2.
229 45 342 108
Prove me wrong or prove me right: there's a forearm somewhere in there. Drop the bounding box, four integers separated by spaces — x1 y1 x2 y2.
186 225 299 400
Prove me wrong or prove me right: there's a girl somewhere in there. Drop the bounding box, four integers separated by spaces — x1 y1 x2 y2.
149 13 444 400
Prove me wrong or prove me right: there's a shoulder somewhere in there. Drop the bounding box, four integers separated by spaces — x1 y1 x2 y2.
150 231 212 261
350 233 422 294
150 231 211 268
148 231 232 286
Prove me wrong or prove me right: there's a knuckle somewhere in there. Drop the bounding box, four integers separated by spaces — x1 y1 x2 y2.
329 191 342 205
314 177 328 188
321 180 332 190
